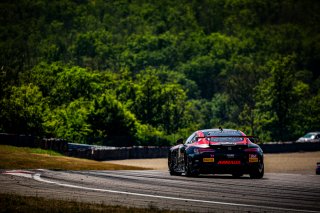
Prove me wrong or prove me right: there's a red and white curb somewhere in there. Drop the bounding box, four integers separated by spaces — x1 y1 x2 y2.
2 170 35 178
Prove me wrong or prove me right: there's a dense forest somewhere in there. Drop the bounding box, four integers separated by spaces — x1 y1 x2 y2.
1 0 319 146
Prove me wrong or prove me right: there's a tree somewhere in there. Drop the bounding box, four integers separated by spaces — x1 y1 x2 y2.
160 83 187 134
133 68 163 126
1 0 320 145
121 32 178 72
210 93 236 128
50 66 103 105
87 93 137 146
0 84 47 135
43 98 92 143
178 55 227 99
227 56 262 135
24 62 104 106
254 55 297 141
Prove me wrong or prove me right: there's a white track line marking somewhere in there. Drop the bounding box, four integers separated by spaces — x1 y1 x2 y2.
30 172 319 213
2 170 34 178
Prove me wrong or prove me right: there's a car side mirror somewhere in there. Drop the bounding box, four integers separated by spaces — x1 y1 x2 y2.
176 138 183 145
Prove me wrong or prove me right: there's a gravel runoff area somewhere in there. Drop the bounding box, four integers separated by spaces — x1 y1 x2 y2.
108 151 320 175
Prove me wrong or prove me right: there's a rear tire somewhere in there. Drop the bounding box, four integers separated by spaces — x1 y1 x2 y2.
170 170 182 176
250 163 264 179
168 154 182 176
185 156 199 177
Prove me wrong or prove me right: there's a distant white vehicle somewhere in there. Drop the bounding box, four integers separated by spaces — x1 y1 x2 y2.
296 132 320 142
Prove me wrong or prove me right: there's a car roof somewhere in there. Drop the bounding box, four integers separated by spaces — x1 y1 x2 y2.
306 132 320 134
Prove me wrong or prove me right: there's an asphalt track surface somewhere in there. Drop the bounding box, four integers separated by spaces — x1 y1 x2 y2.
1 170 320 212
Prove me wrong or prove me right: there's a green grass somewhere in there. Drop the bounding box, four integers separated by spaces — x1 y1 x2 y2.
2 145 63 156
29 147 64 156
0 145 147 170
0 193 187 213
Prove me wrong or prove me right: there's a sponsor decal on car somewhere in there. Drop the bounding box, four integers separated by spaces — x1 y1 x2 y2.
203 158 214 162
217 160 241 165
249 154 259 163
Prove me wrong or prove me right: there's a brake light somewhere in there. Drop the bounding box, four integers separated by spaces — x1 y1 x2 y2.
194 148 215 154
244 147 260 152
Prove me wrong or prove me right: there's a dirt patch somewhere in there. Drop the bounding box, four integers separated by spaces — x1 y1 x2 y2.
108 158 168 170
108 151 320 174
264 151 320 174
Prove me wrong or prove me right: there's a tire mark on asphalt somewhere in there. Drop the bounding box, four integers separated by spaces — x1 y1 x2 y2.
32 172 319 213
2 170 320 212
70 170 320 204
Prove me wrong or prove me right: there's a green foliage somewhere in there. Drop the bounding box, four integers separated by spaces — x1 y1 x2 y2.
132 68 189 134
1 0 319 144
0 84 47 135
23 62 105 105
43 99 92 143
87 93 137 146
253 55 313 141
135 123 170 146
51 66 102 105
122 32 178 71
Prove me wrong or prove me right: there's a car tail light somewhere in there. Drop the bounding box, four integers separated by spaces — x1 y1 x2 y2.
194 148 215 154
244 147 260 153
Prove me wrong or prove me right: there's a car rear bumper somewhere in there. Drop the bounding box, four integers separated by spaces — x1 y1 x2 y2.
189 153 263 175
197 163 261 174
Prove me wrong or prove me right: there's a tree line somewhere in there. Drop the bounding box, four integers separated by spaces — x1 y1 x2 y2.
0 0 319 145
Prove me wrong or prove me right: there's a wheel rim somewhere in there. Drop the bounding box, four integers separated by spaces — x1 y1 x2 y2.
258 163 264 173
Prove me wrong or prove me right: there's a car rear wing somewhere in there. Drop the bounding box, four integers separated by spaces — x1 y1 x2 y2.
196 135 260 143
197 136 255 138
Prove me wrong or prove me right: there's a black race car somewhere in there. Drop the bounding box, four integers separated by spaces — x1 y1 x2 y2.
168 128 264 178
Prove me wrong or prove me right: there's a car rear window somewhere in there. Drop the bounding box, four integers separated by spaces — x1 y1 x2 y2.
204 131 244 142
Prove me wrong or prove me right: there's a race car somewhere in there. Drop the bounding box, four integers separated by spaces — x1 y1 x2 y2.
168 128 264 178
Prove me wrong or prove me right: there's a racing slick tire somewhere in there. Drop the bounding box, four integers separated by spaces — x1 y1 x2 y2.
169 167 182 176
249 162 264 179
169 170 182 176
185 155 199 177
168 156 182 176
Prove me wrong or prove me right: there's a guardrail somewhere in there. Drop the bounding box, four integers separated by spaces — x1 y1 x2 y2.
260 142 320 153
67 143 169 160
0 133 68 154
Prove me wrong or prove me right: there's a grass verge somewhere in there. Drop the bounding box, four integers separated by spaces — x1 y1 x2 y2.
0 193 185 213
0 145 147 170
